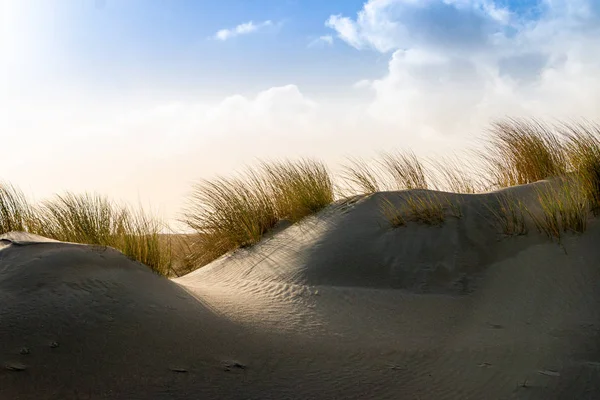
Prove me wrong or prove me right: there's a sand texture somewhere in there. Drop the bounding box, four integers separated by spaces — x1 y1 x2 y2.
2 186 600 399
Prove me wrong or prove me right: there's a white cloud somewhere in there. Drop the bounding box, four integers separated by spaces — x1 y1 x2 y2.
308 35 334 48
214 20 273 41
327 0 600 139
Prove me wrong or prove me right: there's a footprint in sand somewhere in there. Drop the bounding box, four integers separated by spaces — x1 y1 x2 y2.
222 361 246 372
5 362 27 372
19 347 30 355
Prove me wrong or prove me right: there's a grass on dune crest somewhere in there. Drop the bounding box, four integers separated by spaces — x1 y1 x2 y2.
428 156 484 194
487 193 528 237
529 179 589 242
262 159 335 222
562 121 600 214
381 151 430 190
405 193 447 225
483 118 568 188
183 159 335 270
0 190 171 275
340 157 383 195
0 183 36 234
38 193 172 275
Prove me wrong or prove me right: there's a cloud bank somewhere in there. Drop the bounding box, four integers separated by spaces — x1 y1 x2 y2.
327 0 600 136
4 0 600 223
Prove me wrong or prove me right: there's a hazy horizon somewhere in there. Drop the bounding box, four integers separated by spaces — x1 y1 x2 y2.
2 0 600 222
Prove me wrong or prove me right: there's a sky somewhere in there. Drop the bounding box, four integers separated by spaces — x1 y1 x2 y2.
1 0 600 224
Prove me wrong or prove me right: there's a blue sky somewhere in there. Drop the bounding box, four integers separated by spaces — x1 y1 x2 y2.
1 0 600 221
8 0 385 99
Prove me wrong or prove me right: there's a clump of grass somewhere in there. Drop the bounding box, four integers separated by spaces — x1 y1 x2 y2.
483 118 567 188
381 192 449 228
405 193 446 225
487 193 528 237
183 173 277 267
529 179 589 241
183 159 335 269
117 208 172 276
379 197 406 228
340 157 382 195
38 193 127 244
263 159 335 222
562 121 600 213
37 193 171 274
0 183 37 234
381 151 429 190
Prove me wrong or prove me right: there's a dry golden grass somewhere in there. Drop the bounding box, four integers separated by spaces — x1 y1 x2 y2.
483 118 568 188
0 183 36 234
379 197 406 228
487 193 528 237
405 193 446 226
37 193 171 275
381 151 429 190
562 121 600 213
183 159 335 269
529 179 589 241
340 157 383 195
0 189 171 275
2 118 600 274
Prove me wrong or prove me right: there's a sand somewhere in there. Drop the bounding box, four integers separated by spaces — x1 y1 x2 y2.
2 183 600 399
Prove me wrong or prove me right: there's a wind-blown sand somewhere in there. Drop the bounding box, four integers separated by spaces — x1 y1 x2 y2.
2 183 600 399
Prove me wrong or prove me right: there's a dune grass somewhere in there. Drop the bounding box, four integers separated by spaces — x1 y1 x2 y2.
381 151 429 190
428 156 482 194
529 179 589 241
0 184 36 234
381 192 454 228
340 157 383 195
405 193 447 225
0 190 171 275
379 197 406 228
38 193 171 274
262 159 335 222
183 159 335 269
483 118 568 188
562 121 600 213
2 118 600 274
487 193 528 237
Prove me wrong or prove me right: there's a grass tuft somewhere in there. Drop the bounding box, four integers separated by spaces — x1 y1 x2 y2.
529 179 589 241
483 118 567 188
487 193 528 237
340 157 382 195
405 193 446 226
380 197 406 228
263 159 335 222
562 121 600 213
381 151 429 190
0 183 36 234
183 159 335 269
33 192 171 275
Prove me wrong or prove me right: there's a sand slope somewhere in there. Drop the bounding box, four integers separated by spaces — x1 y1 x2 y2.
2 185 600 399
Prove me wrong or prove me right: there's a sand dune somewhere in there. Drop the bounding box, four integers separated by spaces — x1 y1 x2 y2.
2 183 600 399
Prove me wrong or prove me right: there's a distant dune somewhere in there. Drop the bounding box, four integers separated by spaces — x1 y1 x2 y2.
1 180 600 399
